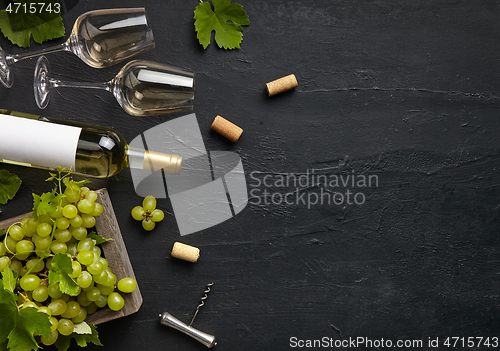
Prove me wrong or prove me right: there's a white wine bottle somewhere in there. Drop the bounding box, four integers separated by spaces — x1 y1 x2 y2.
0 109 182 178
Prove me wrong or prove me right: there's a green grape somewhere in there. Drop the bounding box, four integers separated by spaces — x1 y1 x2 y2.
48 299 67 316
151 209 165 222
76 271 93 289
87 261 104 276
32 285 49 302
16 239 34 255
67 243 78 256
21 301 38 309
78 199 95 215
0 242 6 256
69 261 82 278
48 208 62 220
61 301 81 319
50 241 67 254
57 319 74 336
70 225 87 241
107 292 125 311
80 187 90 197
131 206 145 221
72 306 88 323
77 250 95 265
54 229 72 242
77 238 94 252
77 291 92 307
49 316 58 332
9 225 24 241
92 203 104 216
40 330 58 346
99 270 116 287
69 215 83 228
117 277 137 293
0 256 10 272
26 218 39 233
86 287 101 302
95 294 108 308
143 195 157 211
92 246 101 256
20 218 35 237
38 306 51 316
36 222 52 237
97 284 114 296
56 217 70 230
92 270 108 285
81 214 96 228
142 218 155 231
5 236 17 253
9 259 23 276
34 235 51 250
59 293 70 303
64 186 80 203
48 283 63 299
38 215 53 225
25 258 45 273
20 274 40 291
86 190 98 202
86 302 98 315
62 204 78 219
98 257 108 269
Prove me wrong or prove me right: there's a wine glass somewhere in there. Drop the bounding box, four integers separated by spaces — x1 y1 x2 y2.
34 56 195 116
0 8 154 88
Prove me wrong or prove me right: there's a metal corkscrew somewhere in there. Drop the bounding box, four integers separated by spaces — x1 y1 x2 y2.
159 283 216 348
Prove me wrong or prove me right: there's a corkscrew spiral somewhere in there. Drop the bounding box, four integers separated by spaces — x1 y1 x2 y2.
189 282 214 326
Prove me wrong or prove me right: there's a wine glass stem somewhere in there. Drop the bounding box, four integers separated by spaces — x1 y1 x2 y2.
6 41 69 64
49 78 112 92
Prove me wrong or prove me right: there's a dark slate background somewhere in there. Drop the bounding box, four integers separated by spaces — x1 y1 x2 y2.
1 0 499 350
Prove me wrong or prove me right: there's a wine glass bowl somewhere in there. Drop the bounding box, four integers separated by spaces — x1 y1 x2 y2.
0 7 154 88
68 8 154 68
112 60 195 116
34 56 195 117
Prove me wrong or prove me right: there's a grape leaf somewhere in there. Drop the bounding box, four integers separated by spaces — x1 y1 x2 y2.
1 266 16 293
0 1 65 48
0 170 21 205
194 0 250 49
54 323 101 351
7 307 51 351
73 322 91 335
88 231 112 246
32 191 65 220
1 270 51 351
48 253 79 296
0 280 17 345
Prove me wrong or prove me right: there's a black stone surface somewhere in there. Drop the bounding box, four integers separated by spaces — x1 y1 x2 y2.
0 1 499 350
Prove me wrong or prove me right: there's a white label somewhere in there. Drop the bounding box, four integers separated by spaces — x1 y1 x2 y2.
0 114 82 169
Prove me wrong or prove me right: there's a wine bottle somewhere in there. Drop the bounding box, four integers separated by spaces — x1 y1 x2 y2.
0 109 182 178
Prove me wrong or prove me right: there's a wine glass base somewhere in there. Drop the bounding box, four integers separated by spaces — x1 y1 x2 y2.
0 47 13 88
34 56 51 109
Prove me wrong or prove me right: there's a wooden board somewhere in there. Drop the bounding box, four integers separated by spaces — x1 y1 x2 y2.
0 188 142 325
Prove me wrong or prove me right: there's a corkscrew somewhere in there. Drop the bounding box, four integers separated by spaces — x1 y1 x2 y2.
159 283 216 348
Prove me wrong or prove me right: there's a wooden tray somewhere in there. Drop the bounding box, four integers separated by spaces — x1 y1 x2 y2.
0 188 143 325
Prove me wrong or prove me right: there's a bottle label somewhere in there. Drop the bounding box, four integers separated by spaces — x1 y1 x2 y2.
0 113 82 170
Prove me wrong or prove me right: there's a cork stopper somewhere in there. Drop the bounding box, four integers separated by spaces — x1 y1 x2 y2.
211 115 243 142
266 74 298 96
171 242 200 263
143 150 182 174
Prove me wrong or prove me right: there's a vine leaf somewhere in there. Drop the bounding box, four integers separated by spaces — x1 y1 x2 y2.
194 0 250 49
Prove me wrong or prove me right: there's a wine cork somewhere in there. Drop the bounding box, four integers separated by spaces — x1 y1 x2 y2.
266 74 298 96
171 242 200 263
211 115 243 142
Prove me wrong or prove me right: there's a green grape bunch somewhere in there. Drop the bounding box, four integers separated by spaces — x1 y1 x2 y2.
0 169 137 351
131 195 165 231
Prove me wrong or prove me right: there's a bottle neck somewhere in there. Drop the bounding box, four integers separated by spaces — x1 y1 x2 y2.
126 147 182 174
